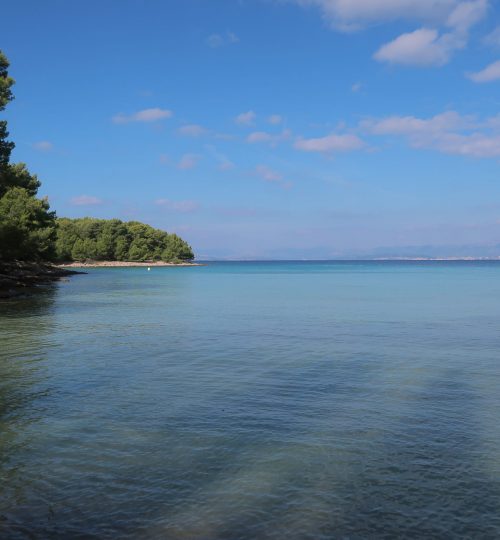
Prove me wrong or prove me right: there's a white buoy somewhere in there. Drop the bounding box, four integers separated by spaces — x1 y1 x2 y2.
147 267 151 271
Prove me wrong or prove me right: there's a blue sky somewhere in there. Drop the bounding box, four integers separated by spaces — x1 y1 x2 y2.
3 0 500 258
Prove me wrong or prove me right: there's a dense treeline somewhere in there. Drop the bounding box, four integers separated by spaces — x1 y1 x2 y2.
0 51 194 263
0 51 57 260
56 218 194 262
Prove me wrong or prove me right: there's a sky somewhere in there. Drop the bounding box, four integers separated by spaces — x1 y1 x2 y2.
2 0 500 259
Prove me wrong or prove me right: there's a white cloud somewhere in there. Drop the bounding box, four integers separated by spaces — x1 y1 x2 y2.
467 60 500 82
374 1 488 66
292 1 488 67
247 129 292 145
268 114 283 125
290 0 463 31
112 108 173 124
207 31 239 48
33 140 53 151
70 195 103 206
362 111 500 158
351 82 362 92
430 132 500 157
294 133 365 152
178 124 208 137
374 28 455 66
235 110 256 126
362 111 468 135
177 154 200 170
155 199 200 213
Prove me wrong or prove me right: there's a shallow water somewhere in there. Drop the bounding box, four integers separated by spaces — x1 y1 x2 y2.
1 261 500 538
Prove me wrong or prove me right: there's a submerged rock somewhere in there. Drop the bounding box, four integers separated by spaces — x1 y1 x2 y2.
0 261 85 299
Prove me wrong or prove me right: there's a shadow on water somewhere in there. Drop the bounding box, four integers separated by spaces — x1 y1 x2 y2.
139 370 500 539
316 371 500 539
0 287 57 538
2 272 500 538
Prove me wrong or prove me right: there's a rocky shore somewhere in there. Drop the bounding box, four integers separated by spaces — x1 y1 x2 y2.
0 261 85 299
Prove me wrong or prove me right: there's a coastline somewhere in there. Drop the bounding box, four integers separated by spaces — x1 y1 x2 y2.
57 261 204 268
0 261 85 299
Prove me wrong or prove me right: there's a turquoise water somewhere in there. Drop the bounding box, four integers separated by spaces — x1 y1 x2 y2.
1 261 500 538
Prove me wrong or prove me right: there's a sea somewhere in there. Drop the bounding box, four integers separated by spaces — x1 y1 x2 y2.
1 261 500 538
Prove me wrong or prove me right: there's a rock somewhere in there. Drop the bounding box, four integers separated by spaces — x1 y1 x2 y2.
0 261 86 299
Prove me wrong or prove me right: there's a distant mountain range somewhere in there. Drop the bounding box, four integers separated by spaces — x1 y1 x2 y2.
197 244 500 261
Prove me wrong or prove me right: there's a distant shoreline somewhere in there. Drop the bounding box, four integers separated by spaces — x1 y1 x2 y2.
57 261 204 268
189 258 500 263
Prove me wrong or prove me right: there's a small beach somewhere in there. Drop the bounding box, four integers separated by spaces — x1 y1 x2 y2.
57 261 204 268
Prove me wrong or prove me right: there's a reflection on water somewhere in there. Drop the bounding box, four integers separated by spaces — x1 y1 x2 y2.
1 263 500 538
0 288 58 536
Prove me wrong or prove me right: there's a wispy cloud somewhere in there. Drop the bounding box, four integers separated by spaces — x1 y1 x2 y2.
235 110 256 126
483 25 500 48
112 108 173 124
204 145 235 171
467 60 500 82
177 154 200 170
255 165 292 189
362 111 500 158
351 82 362 92
247 129 292 146
70 195 103 206
207 31 239 48
177 124 208 137
295 133 365 153
268 114 283 125
218 160 235 170
33 140 54 152
216 206 258 218
155 198 200 213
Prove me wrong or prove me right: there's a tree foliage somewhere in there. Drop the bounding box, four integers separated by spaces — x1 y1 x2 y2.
0 50 194 263
0 50 57 261
55 218 194 262
0 187 56 260
0 52 14 110
0 51 16 173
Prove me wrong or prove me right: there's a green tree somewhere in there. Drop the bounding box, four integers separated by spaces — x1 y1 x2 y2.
114 236 130 261
0 51 14 110
71 239 86 261
0 187 56 260
0 52 15 170
0 50 56 261
0 162 41 198
128 240 149 261
0 51 16 181
54 217 194 262
161 234 194 261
